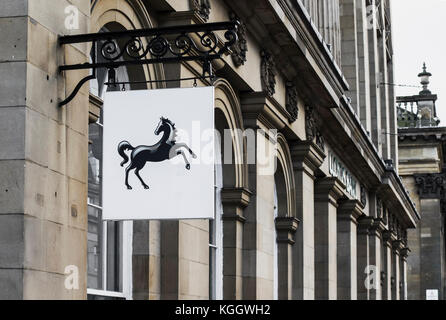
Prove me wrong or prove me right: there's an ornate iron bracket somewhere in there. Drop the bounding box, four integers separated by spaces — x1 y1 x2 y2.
58 21 239 107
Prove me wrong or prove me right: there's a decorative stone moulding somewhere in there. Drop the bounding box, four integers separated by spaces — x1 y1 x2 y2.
230 12 248 67
260 50 276 97
190 0 211 21
285 82 299 122
305 105 325 151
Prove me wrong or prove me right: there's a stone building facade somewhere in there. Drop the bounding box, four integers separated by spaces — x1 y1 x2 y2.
0 0 418 300
398 66 446 300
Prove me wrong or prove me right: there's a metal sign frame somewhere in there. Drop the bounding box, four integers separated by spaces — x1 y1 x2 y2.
58 21 239 106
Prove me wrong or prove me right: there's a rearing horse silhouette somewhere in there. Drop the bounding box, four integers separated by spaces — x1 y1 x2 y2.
118 117 197 190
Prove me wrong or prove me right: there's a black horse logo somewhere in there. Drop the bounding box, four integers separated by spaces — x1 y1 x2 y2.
118 117 197 190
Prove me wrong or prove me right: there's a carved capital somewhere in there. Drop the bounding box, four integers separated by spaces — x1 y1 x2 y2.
400 247 411 260
414 173 446 199
221 187 252 223
275 217 300 244
382 230 396 247
369 218 386 237
357 216 374 235
338 200 364 224
314 177 346 205
392 240 403 253
290 141 326 174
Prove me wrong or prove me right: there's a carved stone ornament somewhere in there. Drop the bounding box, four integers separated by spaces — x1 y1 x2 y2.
315 130 325 152
376 197 383 219
190 0 211 21
414 173 445 199
230 13 248 67
285 83 299 122
260 50 276 97
305 105 316 141
360 185 367 207
382 206 388 225
305 105 324 151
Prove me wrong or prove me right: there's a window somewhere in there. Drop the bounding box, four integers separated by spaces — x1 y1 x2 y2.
209 133 223 300
273 183 279 300
87 33 133 300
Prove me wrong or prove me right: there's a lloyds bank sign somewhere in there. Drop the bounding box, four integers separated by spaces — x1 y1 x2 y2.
328 152 358 199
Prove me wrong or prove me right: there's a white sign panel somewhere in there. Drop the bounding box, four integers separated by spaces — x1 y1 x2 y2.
102 87 215 220
426 289 439 300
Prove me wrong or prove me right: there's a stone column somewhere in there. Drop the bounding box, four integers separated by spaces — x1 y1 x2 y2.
413 175 446 300
368 219 385 300
290 141 325 300
381 230 393 300
337 200 363 300
275 217 299 300
400 247 410 300
314 177 345 300
241 93 279 300
0 0 90 299
391 240 401 300
221 188 251 300
357 216 373 300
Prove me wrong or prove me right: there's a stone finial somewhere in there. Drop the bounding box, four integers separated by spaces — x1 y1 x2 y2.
418 62 432 95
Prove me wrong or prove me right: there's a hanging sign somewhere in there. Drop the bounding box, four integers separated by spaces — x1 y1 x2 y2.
102 87 215 220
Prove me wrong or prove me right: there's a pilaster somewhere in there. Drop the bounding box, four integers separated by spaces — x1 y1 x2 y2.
357 216 374 300
290 141 325 300
275 217 299 300
314 177 345 300
337 200 364 300
221 187 251 300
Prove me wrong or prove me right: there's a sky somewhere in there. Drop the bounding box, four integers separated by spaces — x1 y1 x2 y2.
391 0 446 123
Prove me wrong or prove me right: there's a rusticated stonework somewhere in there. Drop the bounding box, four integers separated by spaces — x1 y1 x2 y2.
260 50 276 97
230 12 248 67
